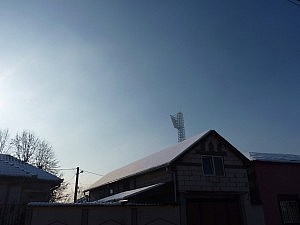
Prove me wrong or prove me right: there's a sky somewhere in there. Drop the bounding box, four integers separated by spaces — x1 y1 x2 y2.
0 0 299 189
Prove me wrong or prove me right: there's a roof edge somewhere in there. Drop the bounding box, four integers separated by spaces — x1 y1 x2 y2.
169 130 213 164
85 164 168 192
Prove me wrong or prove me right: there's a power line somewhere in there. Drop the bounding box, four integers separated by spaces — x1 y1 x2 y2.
49 166 104 203
51 167 104 176
82 170 104 176
52 168 77 171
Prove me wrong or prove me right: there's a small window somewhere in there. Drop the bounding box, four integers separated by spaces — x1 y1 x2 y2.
279 197 300 224
202 156 214 175
214 157 225 176
202 156 224 176
208 142 214 151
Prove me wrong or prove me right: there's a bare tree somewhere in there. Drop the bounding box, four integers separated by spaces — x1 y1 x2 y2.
11 131 39 163
9 130 69 202
50 178 70 203
0 129 9 153
35 140 59 174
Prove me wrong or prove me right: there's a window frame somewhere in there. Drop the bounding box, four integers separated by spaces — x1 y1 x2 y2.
202 155 225 176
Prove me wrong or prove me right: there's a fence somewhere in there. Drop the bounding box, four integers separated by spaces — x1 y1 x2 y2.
27 203 180 225
0 204 27 225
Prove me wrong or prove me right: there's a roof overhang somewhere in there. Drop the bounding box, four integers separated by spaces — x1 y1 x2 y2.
94 183 164 203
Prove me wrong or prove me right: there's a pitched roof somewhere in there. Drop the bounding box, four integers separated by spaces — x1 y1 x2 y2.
249 152 300 163
87 130 212 191
0 154 62 182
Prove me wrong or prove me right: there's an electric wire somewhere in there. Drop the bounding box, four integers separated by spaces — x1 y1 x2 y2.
52 168 77 171
48 167 104 188
81 170 104 176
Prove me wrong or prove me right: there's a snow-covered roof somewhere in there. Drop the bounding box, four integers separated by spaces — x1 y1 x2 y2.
0 154 62 182
96 183 163 203
28 201 157 207
249 152 300 163
87 130 211 190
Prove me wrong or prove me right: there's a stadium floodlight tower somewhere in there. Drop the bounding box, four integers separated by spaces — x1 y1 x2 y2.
170 111 186 142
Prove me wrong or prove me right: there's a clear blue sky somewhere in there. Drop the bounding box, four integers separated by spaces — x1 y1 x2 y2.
0 0 299 188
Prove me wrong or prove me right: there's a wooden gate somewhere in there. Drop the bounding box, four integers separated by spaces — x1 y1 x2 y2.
187 199 243 225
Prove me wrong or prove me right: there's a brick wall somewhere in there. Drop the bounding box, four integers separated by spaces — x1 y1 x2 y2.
176 135 249 192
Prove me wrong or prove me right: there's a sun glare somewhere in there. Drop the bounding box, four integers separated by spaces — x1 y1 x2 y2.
0 100 4 110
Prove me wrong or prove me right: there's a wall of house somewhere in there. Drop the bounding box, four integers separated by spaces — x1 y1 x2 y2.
27 204 180 225
173 134 266 225
135 168 172 188
0 183 22 204
21 181 53 202
0 178 56 225
0 184 7 204
175 134 249 193
254 161 300 225
241 193 265 225
0 178 55 204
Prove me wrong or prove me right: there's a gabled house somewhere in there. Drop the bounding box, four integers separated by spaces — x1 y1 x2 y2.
0 154 62 224
86 130 265 225
0 154 62 204
249 152 300 225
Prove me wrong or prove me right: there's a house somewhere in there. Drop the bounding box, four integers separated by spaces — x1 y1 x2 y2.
249 152 300 225
86 130 265 225
25 131 300 225
0 154 62 224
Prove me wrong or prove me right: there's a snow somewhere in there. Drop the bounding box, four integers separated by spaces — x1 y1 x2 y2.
87 130 211 190
95 183 164 203
249 152 300 163
0 154 61 181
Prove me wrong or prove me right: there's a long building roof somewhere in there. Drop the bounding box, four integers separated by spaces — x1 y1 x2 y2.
249 152 300 163
87 130 212 191
0 154 62 182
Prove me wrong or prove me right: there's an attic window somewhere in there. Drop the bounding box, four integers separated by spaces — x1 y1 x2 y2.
202 156 224 176
208 142 214 151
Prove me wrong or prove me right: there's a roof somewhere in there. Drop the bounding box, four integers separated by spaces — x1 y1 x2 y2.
0 154 62 182
95 183 164 203
249 152 300 163
88 130 212 190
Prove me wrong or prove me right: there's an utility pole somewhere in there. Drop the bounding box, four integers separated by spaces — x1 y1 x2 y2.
74 167 80 203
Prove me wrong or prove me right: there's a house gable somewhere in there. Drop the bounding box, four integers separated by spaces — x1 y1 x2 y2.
173 130 248 165
174 131 250 192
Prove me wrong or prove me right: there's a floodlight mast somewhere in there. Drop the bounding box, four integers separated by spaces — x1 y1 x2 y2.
170 112 186 142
